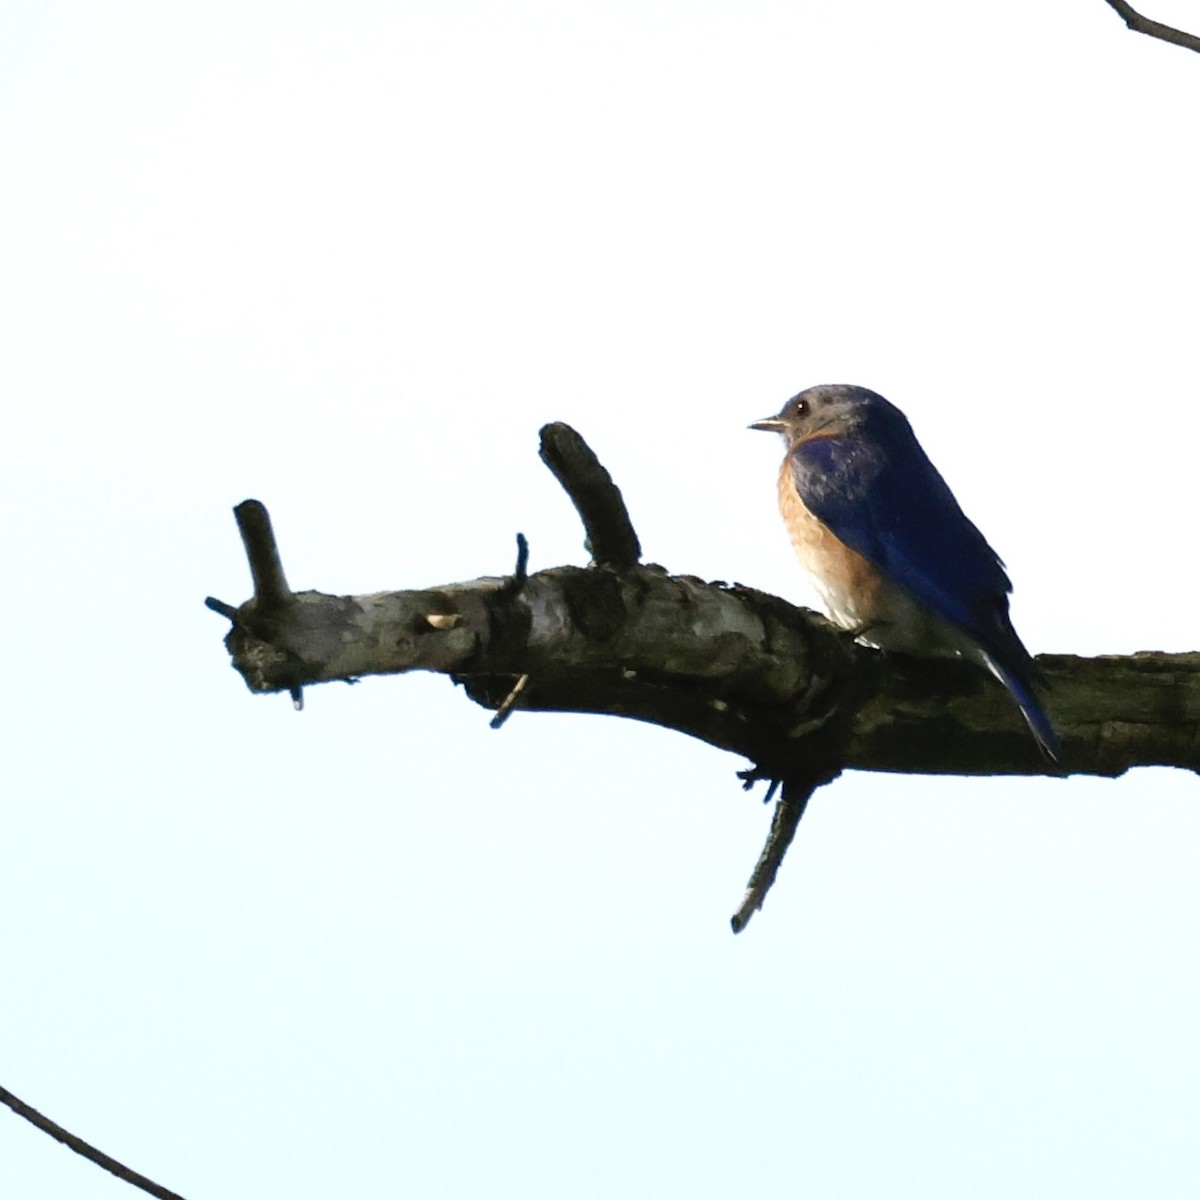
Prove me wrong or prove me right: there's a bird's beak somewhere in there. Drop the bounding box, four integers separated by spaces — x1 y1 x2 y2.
749 416 786 433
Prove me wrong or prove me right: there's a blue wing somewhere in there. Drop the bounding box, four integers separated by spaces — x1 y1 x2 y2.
789 431 1060 760
788 432 1012 645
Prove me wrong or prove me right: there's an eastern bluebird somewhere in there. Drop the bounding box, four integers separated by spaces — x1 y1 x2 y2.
751 384 1059 760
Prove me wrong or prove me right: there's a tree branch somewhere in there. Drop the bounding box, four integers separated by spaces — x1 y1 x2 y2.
538 422 642 569
206 426 1200 928
205 557 1200 777
0 1083 188 1200
231 498 293 610
732 771 838 933
206 499 305 709
1101 0 1200 54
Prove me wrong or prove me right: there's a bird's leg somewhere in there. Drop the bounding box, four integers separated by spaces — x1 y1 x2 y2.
736 765 781 802
842 617 888 645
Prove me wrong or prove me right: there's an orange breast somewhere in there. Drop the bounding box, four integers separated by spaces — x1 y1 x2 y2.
776 460 886 629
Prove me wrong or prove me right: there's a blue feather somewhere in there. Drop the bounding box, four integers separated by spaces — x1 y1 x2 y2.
787 406 1059 760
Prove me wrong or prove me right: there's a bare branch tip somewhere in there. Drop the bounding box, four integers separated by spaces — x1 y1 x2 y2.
1102 0 1200 53
730 772 838 935
536 424 642 570
0 1082 190 1200
204 596 239 620
232 498 293 611
489 674 530 729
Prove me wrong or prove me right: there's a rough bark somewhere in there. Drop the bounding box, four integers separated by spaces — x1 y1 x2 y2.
208 558 1200 779
206 427 1199 931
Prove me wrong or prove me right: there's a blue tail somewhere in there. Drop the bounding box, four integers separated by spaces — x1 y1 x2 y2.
987 656 1061 763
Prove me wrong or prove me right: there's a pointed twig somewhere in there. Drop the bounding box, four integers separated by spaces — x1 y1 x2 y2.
538 424 642 569
731 768 841 933
489 673 530 729
203 596 239 621
0 1083 188 1200
1101 0 1200 53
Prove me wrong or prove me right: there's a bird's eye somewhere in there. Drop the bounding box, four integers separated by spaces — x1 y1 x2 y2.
792 398 809 416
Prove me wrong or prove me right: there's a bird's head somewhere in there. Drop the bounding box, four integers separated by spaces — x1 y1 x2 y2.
750 384 899 446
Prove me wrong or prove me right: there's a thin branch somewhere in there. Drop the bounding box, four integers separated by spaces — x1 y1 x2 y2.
731 769 840 933
538 423 642 569
0 1083 188 1200
203 596 239 620
489 673 530 729
234 498 293 610
1102 0 1200 53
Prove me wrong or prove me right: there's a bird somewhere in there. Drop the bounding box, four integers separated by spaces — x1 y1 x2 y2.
750 383 1059 760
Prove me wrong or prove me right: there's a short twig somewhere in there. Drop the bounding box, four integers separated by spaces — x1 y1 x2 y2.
1101 0 1200 53
489 674 530 729
203 596 240 621
538 424 642 570
0 1083 188 1200
514 532 529 581
233 499 293 610
731 768 841 934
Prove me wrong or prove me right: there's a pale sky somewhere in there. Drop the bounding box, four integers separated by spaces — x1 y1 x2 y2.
2 3 1199 1198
